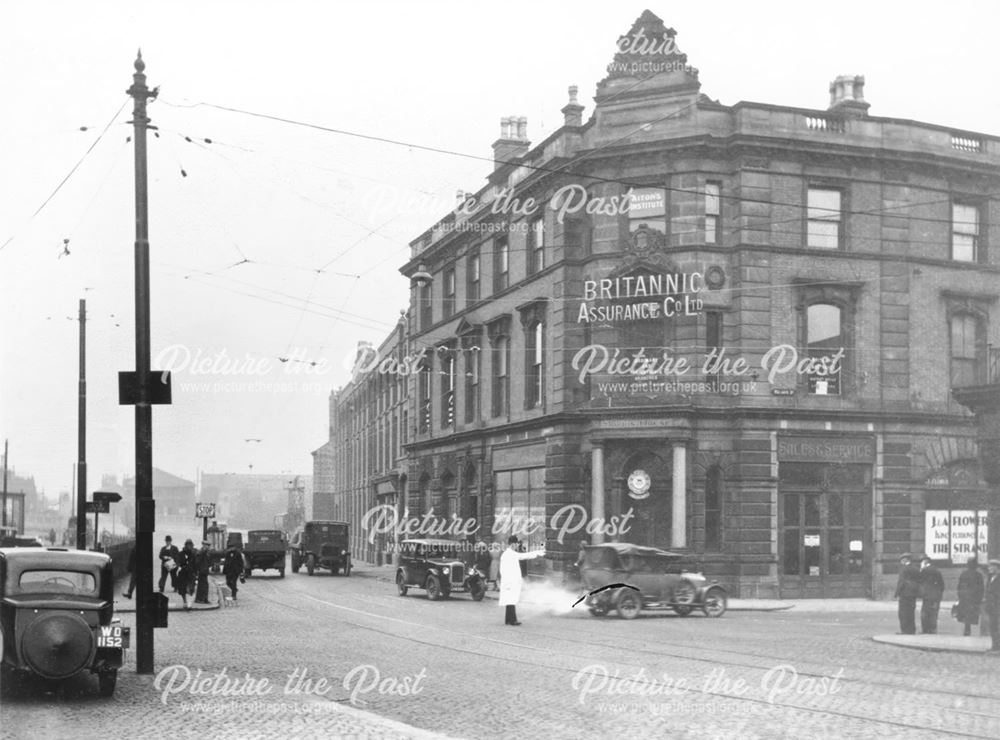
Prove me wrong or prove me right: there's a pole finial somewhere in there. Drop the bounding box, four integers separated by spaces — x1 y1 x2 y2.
134 49 145 73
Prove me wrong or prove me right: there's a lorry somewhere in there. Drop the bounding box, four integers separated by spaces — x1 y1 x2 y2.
244 529 286 577
289 521 351 576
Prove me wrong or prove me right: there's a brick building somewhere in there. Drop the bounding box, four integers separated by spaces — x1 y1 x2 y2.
324 319 410 565
326 11 999 597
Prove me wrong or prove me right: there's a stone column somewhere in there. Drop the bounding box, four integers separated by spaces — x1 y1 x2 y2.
591 444 605 544
672 442 687 548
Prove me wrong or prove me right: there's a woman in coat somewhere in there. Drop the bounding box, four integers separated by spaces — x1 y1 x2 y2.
498 535 545 625
174 539 196 610
956 557 984 636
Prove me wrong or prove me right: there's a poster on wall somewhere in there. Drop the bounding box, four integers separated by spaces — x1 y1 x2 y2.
925 510 988 562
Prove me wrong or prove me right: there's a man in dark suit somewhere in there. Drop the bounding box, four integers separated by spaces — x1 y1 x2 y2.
893 553 920 635
918 555 945 634
985 559 1000 652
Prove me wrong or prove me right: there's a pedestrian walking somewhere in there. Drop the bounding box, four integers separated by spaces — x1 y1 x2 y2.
499 535 545 626
158 535 180 593
194 540 212 604
175 539 196 610
985 559 1000 652
47 528 56 546
223 541 247 600
956 557 985 637
893 553 920 635
121 546 136 599
918 555 945 634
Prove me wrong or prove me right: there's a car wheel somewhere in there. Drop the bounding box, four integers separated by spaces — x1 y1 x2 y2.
703 587 728 618
396 572 408 596
588 606 608 617
331 565 339 576
306 554 316 576
291 554 300 573
616 589 641 620
426 576 441 601
672 605 693 617
471 582 485 601
98 669 117 697
673 579 696 606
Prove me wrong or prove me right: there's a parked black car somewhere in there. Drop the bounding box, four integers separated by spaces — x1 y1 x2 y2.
395 539 485 601
580 543 728 619
0 548 129 696
290 521 351 576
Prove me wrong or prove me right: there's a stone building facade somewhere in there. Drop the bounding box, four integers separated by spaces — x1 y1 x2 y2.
326 11 1000 597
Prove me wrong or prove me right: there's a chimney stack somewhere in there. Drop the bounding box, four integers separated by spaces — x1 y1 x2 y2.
827 75 870 117
492 115 530 170
561 85 584 126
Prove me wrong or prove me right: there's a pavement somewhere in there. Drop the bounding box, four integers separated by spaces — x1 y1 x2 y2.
112 573 222 612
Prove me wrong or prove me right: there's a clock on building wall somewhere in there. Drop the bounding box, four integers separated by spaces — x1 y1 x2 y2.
627 469 651 500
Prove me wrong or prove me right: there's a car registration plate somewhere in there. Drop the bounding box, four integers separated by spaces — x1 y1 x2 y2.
97 624 130 648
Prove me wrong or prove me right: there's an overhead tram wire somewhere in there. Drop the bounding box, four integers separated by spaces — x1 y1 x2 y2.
1 98 130 252
157 97 1000 238
155 260 392 328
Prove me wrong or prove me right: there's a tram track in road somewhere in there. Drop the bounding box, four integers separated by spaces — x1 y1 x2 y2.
270 576 999 706
251 581 998 738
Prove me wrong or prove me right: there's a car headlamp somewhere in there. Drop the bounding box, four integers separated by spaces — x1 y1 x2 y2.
442 566 450 575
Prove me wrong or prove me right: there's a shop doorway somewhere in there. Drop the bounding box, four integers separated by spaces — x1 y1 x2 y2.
779 463 871 598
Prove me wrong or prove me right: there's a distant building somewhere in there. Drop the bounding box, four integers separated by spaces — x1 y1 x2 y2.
124 468 195 527
199 472 313 531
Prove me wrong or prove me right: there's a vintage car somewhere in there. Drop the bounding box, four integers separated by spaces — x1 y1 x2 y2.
244 529 286 577
0 548 129 696
395 539 485 601
290 521 351 576
579 543 727 619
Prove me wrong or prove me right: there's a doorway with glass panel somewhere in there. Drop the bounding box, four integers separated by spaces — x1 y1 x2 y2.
779 463 872 598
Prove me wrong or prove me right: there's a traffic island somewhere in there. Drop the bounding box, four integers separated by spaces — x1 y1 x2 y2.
872 634 994 653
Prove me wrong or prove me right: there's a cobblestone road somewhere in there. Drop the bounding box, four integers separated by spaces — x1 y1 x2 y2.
2 565 998 739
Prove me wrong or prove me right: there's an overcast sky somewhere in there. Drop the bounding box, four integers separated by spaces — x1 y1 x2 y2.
1 0 997 498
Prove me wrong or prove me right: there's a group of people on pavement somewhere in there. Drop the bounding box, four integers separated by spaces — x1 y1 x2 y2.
895 553 1000 650
122 534 247 610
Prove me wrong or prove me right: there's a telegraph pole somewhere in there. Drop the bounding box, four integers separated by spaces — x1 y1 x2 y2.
128 50 159 674
77 299 87 550
2 439 8 528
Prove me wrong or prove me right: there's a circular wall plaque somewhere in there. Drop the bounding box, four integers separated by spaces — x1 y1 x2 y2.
627 469 652 499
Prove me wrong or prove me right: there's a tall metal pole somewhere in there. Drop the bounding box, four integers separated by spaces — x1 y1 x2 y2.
2 439 8 528
129 50 157 674
77 299 87 549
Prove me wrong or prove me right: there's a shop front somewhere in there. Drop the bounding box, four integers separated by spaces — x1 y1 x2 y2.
778 434 875 598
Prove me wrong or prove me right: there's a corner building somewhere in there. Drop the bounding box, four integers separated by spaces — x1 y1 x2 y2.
395 11 1000 597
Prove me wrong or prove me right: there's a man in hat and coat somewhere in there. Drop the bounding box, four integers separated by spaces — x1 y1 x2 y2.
499 535 545 625
893 553 921 635
957 557 984 636
985 559 1000 651
918 555 945 634
194 539 213 604
223 540 248 600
